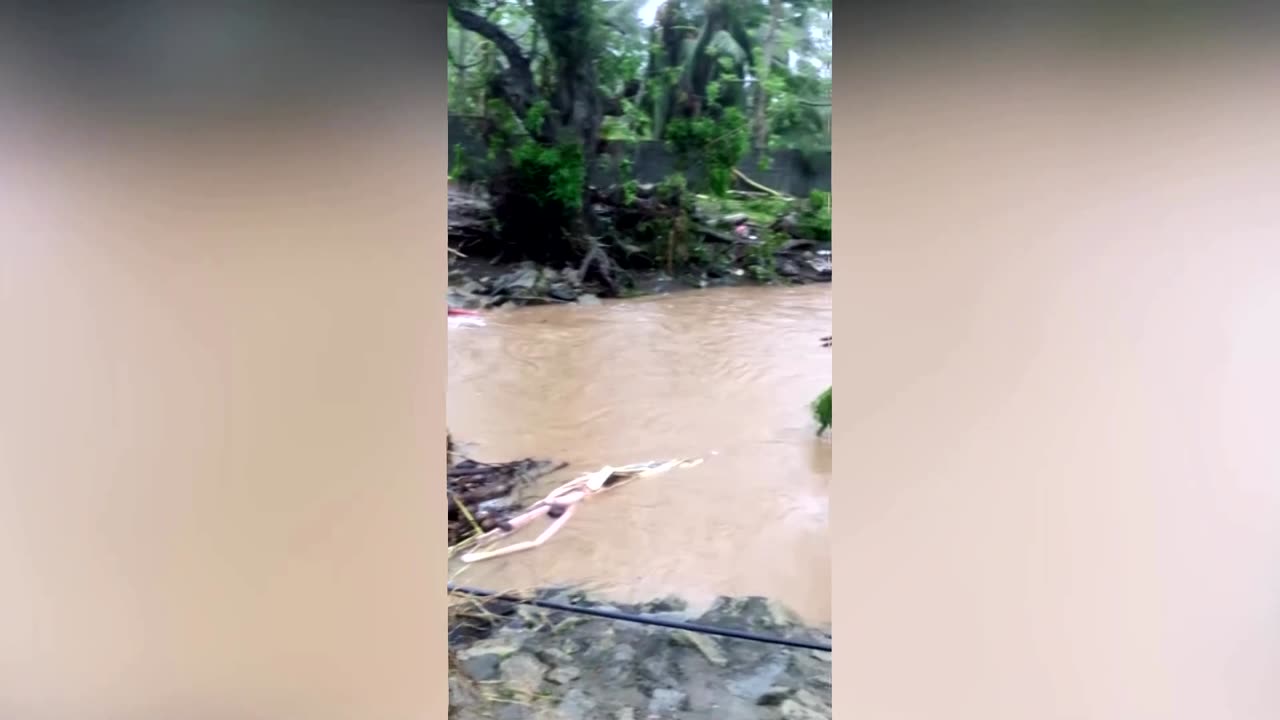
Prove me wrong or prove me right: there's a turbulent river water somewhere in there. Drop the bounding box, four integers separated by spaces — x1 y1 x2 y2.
448 284 832 624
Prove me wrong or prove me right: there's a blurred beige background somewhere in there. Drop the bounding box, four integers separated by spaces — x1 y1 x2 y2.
841 45 1280 719
0 107 443 718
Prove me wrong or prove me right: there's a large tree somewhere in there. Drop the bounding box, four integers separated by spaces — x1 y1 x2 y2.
448 0 626 288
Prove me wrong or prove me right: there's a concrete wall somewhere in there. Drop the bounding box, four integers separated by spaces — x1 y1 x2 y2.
448 114 831 197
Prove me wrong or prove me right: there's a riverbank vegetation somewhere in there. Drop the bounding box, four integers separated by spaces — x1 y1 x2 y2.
812 385 831 434
447 0 832 301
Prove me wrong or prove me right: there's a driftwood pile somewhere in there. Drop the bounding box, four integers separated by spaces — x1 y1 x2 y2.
446 434 563 547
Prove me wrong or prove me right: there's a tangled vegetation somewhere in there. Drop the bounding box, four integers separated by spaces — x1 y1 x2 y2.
448 0 832 290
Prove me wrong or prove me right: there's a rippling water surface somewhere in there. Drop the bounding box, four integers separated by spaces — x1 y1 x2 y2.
448 284 831 623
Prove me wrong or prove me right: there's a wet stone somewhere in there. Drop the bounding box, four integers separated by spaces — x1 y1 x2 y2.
546 665 581 684
457 653 501 681
779 689 830 720
756 686 795 706
648 688 688 715
728 654 790 703
495 704 531 720
536 648 574 666
499 653 548 695
611 644 637 663
547 283 579 302
455 635 524 662
448 675 478 709
556 688 597 720
780 700 830 720
673 630 728 667
640 656 674 684
642 595 688 613
448 591 830 720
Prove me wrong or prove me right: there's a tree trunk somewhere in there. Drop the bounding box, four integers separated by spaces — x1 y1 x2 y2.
752 0 784 151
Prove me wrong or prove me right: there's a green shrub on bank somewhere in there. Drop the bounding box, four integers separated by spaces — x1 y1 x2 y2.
812 386 832 435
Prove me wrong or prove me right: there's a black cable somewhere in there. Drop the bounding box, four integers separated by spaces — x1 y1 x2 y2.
447 583 833 654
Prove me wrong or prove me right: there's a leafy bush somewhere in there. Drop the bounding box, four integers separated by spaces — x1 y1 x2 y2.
812 386 832 435
665 107 749 196
798 190 831 244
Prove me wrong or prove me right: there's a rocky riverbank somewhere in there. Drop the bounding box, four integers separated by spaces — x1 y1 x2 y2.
448 185 832 309
448 590 832 720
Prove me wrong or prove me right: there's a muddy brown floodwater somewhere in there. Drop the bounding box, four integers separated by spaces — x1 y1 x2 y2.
448 284 832 624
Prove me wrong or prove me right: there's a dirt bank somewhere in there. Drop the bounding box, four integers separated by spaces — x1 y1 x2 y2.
449 590 832 719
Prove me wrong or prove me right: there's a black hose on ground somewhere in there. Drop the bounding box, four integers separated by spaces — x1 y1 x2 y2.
447 583 833 654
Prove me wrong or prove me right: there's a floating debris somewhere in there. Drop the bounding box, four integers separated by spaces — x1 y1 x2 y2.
447 453 564 549
460 458 700 563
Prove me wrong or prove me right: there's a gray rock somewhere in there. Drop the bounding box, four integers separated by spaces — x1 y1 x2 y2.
776 212 802 237
475 497 518 515
498 653 548 695
804 256 832 277
547 283 579 302
766 599 804 627
495 704 531 720
535 648 574 666
611 644 637 663
546 665 581 684
497 266 540 294
728 655 790 703
673 630 728 667
448 675 478 709
648 688 688 715
576 293 602 306
455 635 524 662
777 259 800 277
779 689 831 719
448 589 834 720
756 686 795 706
780 700 830 719
557 688 597 720
457 652 501 681
640 656 672 684
514 605 548 625
560 267 582 286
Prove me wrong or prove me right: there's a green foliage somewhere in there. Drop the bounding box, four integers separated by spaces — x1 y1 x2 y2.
523 100 551 137
450 0 831 153
665 107 749 196
745 230 784 281
448 143 468 182
812 385 832 435
510 139 586 211
621 178 639 205
798 190 831 243
616 172 709 272
657 171 688 200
